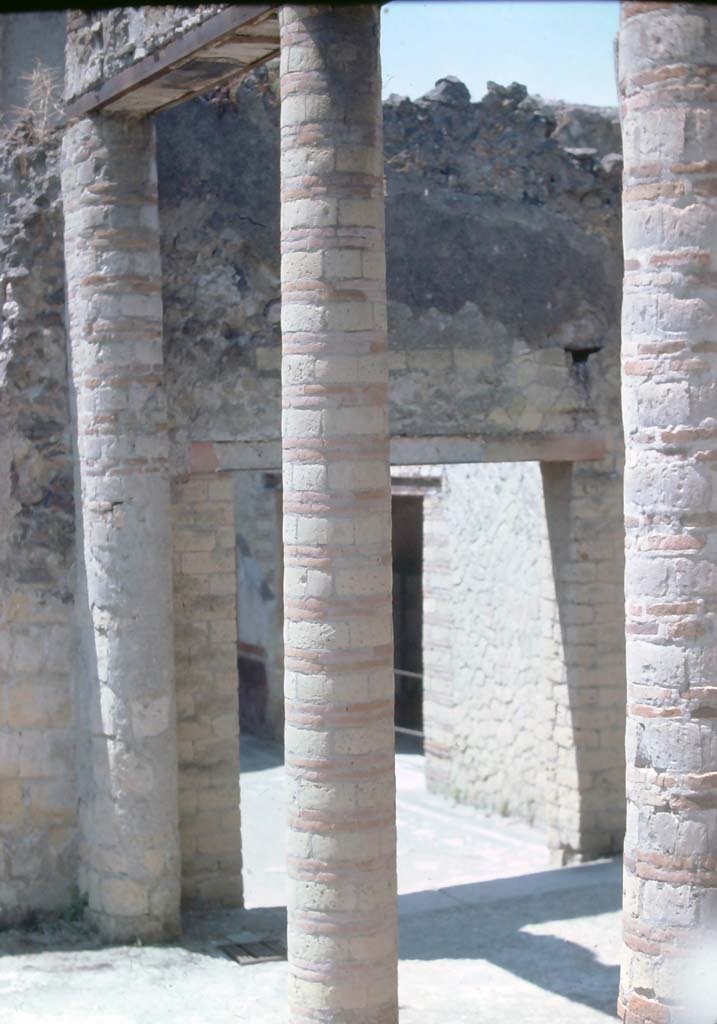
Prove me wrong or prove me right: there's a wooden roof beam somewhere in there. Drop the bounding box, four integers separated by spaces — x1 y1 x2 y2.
65 5 279 119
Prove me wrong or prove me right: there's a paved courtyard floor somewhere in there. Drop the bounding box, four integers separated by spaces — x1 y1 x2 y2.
0 734 622 1022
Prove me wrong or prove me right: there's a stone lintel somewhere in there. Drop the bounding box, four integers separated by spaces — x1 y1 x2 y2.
189 432 609 473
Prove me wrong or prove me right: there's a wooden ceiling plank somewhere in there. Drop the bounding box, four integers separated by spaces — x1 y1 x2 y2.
103 46 279 117
203 41 277 61
66 5 278 118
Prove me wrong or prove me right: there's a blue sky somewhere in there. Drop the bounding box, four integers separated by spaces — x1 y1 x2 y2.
381 2 620 107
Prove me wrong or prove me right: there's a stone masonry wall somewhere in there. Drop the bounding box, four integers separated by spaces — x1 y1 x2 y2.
64 6 225 103
422 451 626 860
540 458 626 861
430 462 549 824
156 69 623 453
0 129 76 923
157 77 626 856
153 64 625 859
0 10 628 921
171 473 242 907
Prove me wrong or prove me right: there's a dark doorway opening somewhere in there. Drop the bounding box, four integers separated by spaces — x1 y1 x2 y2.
392 494 423 742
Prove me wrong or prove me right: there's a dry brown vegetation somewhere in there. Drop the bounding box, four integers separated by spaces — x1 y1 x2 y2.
3 63 62 147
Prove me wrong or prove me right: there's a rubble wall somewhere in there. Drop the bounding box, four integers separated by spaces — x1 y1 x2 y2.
65 6 225 103
0 129 76 923
156 71 623 457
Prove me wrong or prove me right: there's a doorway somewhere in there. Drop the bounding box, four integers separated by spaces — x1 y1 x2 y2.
392 494 424 740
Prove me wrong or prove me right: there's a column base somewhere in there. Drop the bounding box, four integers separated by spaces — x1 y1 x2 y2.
86 904 181 945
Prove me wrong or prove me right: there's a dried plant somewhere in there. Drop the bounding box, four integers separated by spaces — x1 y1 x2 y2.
4 62 62 147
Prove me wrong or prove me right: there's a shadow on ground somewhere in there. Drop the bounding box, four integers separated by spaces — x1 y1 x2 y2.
399 859 621 1016
1 862 620 1019
238 732 284 773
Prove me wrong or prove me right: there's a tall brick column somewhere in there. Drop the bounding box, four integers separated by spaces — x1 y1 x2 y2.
280 7 398 1022
62 115 180 942
541 460 626 864
619 4 717 1020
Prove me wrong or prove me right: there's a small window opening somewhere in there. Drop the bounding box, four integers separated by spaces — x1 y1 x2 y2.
570 346 601 365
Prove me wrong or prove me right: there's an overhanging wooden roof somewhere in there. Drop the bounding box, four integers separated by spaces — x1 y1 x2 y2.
65 5 279 118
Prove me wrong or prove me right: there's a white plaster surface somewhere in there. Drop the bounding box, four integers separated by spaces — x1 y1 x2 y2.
0 736 621 1023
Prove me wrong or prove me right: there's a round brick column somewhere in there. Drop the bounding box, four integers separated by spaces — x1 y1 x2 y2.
62 115 180 942
619 4 717 1020
279 7 398 1022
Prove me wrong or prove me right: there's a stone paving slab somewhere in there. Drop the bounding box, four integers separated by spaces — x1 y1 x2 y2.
0 735 622 1023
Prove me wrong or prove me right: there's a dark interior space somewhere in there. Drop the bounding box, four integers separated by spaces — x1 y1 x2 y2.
392 494 424 738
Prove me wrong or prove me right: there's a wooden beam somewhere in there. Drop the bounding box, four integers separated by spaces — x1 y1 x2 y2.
65 6 278 119
188 433 610 474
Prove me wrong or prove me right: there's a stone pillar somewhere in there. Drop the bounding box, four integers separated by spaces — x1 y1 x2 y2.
422 486 457 794
62 115 180 942
541 460 626 864
280 7 398 1022
619 4 717 1020
172 472 242 908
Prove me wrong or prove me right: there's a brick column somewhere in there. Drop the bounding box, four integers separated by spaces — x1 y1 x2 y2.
619 4 717 1020
541 460 626 864
280 7 398 1022
171 472 242 908
62 115 180 942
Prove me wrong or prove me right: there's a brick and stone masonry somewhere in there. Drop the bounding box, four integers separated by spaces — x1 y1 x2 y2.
619 3 717 1021
171 472 242 908
541 460 626 863
61 115 181 941
279 6 399 1022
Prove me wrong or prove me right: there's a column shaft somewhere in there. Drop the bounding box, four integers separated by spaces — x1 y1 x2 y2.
280 6 398 1022
62 115 180 942
619 4 717 1020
